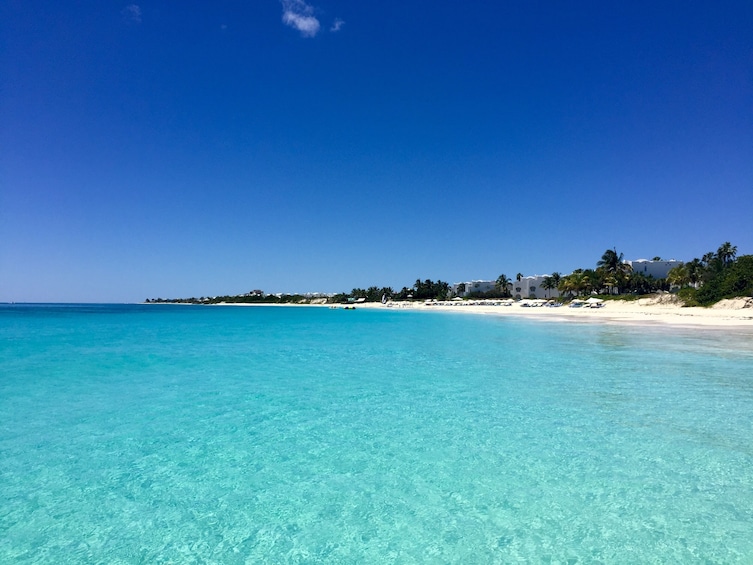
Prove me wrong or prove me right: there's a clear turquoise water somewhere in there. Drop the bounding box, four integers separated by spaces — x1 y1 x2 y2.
1 304 752 564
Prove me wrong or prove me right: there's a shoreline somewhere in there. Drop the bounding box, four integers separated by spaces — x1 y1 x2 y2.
370 298 753 328
203 297 753 329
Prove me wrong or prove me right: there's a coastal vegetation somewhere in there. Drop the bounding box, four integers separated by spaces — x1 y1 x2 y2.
144 293 311 305
145 242 751 307
552 243 752 306
556 248 669 298
667 243 753 306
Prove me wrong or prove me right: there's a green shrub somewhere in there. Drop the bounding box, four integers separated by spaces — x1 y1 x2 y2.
695 255 753 305
677 287 700 307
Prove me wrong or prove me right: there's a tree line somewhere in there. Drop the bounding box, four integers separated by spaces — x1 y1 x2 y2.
145 293 311 305
330 279 452 303
667 242 752 306
550 242 751 305
146 242 751 306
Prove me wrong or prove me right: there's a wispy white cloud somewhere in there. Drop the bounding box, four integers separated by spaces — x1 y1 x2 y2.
122 4 142 23
280 0 320 38
330 18 344 32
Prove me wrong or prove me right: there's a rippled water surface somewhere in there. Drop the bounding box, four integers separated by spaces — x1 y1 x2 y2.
2 304 752 563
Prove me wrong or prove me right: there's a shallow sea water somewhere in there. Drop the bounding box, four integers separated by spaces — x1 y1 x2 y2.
1 304 752 563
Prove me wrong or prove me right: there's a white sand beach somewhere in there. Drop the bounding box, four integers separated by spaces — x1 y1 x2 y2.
357 296 753 328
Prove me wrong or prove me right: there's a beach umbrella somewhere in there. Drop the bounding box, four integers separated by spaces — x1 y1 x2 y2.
585 297 604 304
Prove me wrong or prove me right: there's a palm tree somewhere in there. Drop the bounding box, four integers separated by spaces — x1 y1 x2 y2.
597 248 623 272
628 272 654 295
541 276 554 298
667 264 690 288
716 242 737 266
560 270 587 297
516 273 523 282
541 274 561 298
583 269 600 295
550 272 561 292
495 274 511 298
602 274 618 295
597 248 631 293
686 258 703 287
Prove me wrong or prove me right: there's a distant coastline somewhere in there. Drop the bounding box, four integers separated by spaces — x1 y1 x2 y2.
143 243 752 324
141 296 753 329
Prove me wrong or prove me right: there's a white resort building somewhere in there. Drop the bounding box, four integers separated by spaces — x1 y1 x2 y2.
626 259 683 280
451 280 497 297
512 275 560 300
451 276 560 300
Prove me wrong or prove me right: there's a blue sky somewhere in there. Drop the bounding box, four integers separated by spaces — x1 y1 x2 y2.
2 1 752 302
